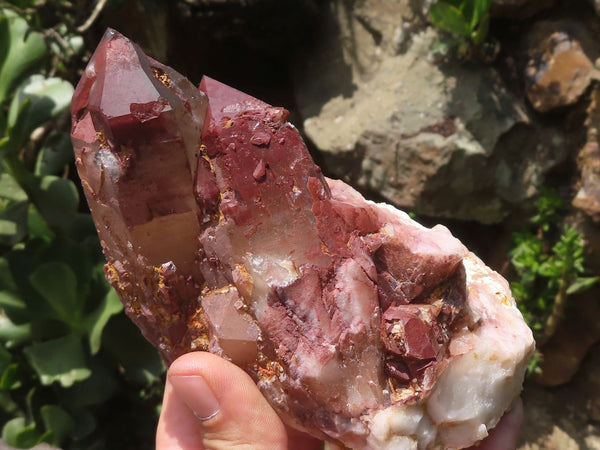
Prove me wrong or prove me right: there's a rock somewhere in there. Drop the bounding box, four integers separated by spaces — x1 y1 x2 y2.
296 19 573 223
490 0 556 19
533 289 600 387
535 86 600 384
574 140 600 221
71 29 534 449
520 426 579 450
524 29 596 112
518 345 600 449
70 28 210 363
573 85 600 221
586 435 600 450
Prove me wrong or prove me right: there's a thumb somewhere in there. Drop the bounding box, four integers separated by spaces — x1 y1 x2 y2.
156 351 288 450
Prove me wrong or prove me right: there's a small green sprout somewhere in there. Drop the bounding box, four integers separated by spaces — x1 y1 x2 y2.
509 189 599 374
429 0 496 60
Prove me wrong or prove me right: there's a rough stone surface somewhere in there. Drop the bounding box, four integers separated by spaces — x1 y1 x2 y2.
70 29 210 364
524 25 597 112
296 18 570 223
518 344 600 449
71 30 534 449
533 289 600 387
573 85 600 221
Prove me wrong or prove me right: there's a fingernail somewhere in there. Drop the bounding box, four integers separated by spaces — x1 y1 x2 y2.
169 375 220 421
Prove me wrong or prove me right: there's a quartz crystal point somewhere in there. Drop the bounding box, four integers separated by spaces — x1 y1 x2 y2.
71 29 535 450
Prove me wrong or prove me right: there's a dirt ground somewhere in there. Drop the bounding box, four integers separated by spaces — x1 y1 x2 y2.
519 344 600 449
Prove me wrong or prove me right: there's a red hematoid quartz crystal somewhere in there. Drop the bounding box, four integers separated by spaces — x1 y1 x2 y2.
71 29 534 449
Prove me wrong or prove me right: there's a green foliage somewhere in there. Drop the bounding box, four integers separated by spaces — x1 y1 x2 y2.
0 9 47 106
530 188 563 232
0 6 165 449
429 0 494 59
509 189 599 374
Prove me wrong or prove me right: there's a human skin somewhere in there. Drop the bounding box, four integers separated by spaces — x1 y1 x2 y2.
156 352 523 450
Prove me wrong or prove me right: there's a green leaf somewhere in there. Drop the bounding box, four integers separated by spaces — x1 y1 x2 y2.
61 356 118 407
35 132 74 176
86 288 123 355
6 75 74 152
532 188 564 228
470 9 489 45
1 249 58 323
510 232 544 274
0 363 21 389
1 417 40 448
567 276 600 295
23 334 91 387
0 390 19 416
103 315 165 385
429 2 471 37
510 281 528 304
0 219 16 235
68 34 84 54
40 405 75 447
0 172 27 201
0 11 47 105
470 0 492 29
0 343 10 371
30 175 79 234
0 312 31 347
0 200 28 246
69 407 96 440
27 204 54 241
0 99 30 157
538 259 560 278
69 213 98 243
38 238 97 306
0 256 18 291
29 262 80 325
0 290 26 317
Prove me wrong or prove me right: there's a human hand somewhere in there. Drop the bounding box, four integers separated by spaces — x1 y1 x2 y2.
156 352 321 450
156 352 523 450
472 397 523 450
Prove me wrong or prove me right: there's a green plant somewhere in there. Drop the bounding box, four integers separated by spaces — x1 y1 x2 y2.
429 0 494 59
509 189 599 374
0 6 164 449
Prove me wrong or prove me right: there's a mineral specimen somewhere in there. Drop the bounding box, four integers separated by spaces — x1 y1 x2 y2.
71 29 535 449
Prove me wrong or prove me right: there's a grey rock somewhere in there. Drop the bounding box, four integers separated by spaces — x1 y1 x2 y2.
573 85 600 222
295 17 568 223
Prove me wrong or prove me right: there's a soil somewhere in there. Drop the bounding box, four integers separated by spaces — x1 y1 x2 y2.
519 343 600 449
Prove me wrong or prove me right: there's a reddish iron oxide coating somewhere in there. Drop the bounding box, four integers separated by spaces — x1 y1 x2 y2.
71 30 534 450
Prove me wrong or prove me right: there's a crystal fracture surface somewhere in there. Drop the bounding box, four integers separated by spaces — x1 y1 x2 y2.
71 30 534 449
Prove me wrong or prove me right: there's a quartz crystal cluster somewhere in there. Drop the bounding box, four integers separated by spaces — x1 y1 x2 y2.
71 29 534 449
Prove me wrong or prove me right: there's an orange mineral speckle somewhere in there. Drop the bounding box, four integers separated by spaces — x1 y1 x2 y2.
96 131 109 149
151 67 172 88
105 262 125 290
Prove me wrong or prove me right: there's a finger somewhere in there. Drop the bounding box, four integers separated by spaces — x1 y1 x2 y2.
156 352 291 450
285 425 325 450
157 374 205 450
473 397 524 450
